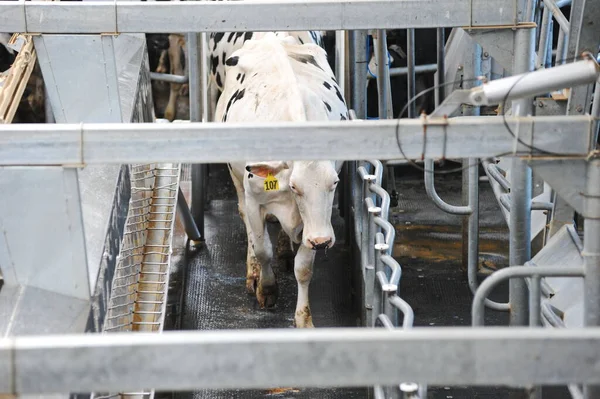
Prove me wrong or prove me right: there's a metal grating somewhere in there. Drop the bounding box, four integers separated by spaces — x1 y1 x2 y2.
98 162 181 399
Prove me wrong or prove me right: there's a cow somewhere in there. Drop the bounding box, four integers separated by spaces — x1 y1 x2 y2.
215 33 348 328
159 29 326 121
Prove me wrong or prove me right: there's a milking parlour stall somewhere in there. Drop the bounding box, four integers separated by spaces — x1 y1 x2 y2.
0 1 599 399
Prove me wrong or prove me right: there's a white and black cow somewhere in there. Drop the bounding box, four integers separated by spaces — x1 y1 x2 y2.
216 33 348 328
160 28 325 121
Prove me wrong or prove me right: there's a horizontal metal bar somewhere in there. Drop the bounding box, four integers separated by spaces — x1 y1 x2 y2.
367 64 437 80
7 328 600 393
0 116 593 165
0 0 519 33
150 72 188 84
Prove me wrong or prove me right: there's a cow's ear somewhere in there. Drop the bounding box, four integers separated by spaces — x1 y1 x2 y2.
245 162 289 178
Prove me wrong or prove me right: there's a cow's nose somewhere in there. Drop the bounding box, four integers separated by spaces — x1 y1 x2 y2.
308 237 332 251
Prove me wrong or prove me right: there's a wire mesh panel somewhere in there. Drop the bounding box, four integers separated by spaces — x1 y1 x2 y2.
98 162 181 399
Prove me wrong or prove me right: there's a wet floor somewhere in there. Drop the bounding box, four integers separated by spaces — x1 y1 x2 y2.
157 162 572 399
165 164 365 399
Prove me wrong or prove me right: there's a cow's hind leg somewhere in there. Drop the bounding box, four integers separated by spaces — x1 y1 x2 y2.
276 229 295 271
293 245 316 328
228 166 261 294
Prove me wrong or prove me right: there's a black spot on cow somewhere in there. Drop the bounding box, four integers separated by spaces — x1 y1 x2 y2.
334 85 345 104
227 32 236 42
340 113 347 120
289 53 324 71
236 73 242 81
216 72 223 88
323 101 331 112
240 74 246 84
225 56 239 66
233 32 245 44
223 88 246 121
323 81 331 90
210 54 219 75
298 37 304 44
222 52 227 65
248 173 254 178
244 32 253 42
213 33 224 50
331 76 338 84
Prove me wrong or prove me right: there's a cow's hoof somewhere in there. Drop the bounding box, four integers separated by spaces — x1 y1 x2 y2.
293 307 314 328
165 109 175 122
246 277 256 294
256 280 278 308
246 257 261 294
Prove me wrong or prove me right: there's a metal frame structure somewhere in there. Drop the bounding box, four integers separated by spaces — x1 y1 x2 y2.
0 0 599 399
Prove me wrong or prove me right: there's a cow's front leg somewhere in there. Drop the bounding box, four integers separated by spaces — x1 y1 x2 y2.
228 167 261 294
294 245 316 328
247 202 279 308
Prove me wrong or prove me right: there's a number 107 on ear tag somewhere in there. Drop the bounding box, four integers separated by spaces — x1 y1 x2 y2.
264 173 280 192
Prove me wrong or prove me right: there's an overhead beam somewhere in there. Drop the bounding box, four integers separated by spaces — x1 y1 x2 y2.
0 116 594 165
1 0 520 33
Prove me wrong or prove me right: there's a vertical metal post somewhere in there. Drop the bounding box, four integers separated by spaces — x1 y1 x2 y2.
591 81 600 144
406 29 416 118
536 5 551 69
188 32 208 241
583 159 600 399
555 29 566 65
467 157 480 287
508 25 535 328
529 275 541 326
350 30 368 119
335 30 346 98
375 29 391 120
435 28 445 106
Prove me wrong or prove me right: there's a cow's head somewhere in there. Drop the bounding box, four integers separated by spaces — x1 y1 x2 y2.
247 160 339 251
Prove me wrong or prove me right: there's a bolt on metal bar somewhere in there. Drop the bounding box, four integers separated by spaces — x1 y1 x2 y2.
472 266 585 326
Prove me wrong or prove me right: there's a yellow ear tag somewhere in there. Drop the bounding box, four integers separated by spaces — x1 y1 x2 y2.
263 173 280 192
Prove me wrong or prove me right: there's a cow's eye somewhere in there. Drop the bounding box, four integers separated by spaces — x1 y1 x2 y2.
290 183 302 196
331 180 340 191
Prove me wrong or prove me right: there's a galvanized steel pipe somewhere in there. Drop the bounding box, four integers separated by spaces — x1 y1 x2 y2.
472 266 585 326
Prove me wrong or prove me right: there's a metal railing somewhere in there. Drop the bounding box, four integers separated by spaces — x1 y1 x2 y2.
353 157 425 398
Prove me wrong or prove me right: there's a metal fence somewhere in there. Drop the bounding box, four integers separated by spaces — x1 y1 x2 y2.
0 0 599 398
